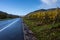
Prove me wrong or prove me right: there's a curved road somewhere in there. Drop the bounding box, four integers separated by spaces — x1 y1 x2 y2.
0 18 24 40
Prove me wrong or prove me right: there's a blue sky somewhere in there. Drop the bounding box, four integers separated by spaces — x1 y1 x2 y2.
0 0 60 16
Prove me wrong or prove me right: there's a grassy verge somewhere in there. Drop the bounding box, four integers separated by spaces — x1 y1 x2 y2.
23 18 60 40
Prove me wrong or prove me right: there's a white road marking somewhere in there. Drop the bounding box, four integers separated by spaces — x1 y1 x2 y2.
0 19 19 32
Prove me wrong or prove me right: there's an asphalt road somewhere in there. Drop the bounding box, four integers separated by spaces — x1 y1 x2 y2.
0 18 24 40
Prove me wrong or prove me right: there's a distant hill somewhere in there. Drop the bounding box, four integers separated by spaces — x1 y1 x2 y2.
0 11 20 19
26 8 60 16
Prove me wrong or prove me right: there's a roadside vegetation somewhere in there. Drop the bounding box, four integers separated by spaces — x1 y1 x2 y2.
23 7 60 40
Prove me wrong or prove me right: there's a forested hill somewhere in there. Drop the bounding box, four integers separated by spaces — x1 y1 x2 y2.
26 8 60 16
0 11 20 19
24 8 60 25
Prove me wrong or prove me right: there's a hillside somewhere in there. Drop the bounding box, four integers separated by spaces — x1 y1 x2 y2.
0 11 20 19
25 8 60 25
23 8 60 40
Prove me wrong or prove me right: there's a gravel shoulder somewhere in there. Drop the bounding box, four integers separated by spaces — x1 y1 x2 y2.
22 22 37 40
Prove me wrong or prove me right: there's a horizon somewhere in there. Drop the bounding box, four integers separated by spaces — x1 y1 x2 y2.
0 0 60 16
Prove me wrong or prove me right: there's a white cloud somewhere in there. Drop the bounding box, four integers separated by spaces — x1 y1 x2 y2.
41 0 57 5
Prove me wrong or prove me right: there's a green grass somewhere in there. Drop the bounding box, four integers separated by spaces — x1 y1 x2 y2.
23 18 60 40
